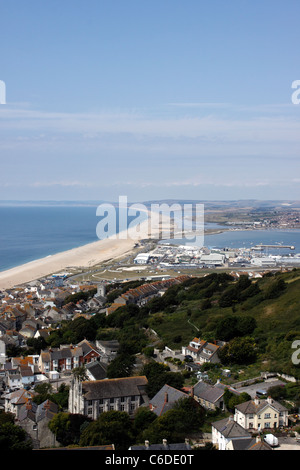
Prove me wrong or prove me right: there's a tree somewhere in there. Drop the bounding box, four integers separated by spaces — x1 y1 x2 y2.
79 411 133 450
48 412 91 447
143 398 205 444
218 337 257 365
106 353 135 378
141 362 184 399
132 408 157 442
0 422 33 450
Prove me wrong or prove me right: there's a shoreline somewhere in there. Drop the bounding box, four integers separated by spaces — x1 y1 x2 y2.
0 210 173 290
1 217 299 291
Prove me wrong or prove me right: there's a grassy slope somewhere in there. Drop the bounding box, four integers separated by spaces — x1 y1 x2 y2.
148 269 300 378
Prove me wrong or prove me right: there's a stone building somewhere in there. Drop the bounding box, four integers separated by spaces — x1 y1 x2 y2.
68 376 149 419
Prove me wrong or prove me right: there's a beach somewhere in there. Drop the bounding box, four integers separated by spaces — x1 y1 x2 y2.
0 210 173 290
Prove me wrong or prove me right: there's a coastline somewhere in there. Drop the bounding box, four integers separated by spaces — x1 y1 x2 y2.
0 210 173 290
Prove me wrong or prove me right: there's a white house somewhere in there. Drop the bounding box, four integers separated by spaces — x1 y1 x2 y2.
212 416 251 450
234 396 289 431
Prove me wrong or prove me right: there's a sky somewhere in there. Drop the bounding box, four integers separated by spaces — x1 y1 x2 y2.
0 0 300 202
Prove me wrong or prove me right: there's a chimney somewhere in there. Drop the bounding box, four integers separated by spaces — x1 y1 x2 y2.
267 396 273 404
254 396 260 405
164 392 168 403
163 439 168 448
145 440 150 449
44 400 50 410
26 401 32 410
185 438 190 447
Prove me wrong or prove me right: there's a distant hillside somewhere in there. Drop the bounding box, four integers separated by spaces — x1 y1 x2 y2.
146 269 300 379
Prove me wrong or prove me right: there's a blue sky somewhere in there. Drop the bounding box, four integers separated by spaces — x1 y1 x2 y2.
0 0 300 201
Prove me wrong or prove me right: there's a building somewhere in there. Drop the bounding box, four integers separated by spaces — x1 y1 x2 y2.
129 439 192 451
192 380 239 411
149 384 188 416
38 340 101 373
212 416 251 450
133 253 150 264
68 376 149 419
181 337 220 365
17 399 59 449
234 396 289 431
200 253 225 266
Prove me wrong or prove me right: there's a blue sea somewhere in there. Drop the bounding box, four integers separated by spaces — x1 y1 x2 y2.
0 204 300 272
0 204 146 272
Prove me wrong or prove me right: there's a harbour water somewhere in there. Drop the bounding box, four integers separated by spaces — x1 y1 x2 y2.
0 204 299 272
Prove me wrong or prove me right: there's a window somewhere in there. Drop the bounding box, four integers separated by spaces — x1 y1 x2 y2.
265 422 271 428
264 413 271 419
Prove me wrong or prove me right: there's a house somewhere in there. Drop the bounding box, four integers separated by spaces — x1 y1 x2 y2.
149 384 188 416
4 388 36 418
68 376 149 419
212 416 252 450
192 380 239 411
85 360 107 381
17 399 59 449
95 340 120 361
38 341 101 373
181 337 220 365
234 396 289 431
129 438 192 451
225 435 273 451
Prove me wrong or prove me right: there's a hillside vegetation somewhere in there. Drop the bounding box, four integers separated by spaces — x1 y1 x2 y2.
145 269 300 379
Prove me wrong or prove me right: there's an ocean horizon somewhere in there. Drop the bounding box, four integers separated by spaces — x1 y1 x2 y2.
0 204 300 273
0 204 147 272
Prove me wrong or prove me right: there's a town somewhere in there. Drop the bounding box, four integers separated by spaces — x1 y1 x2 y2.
1 252 300 451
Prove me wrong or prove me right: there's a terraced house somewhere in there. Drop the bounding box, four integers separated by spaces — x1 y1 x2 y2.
106 276 189 314
38 339 101 373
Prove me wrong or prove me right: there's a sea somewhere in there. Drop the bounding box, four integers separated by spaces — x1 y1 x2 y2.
0 204 300 273
0 204 146 272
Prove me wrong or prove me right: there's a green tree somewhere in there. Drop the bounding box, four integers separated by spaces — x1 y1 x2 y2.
0 423 33 450
79 411 133 450
48 412 91 446
218 337 257 365
106 353 135 378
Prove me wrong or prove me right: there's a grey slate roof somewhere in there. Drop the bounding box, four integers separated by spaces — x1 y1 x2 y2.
130 441 192 450
193 381 224 403
212 417 251 439
85 361 107 380
235 398 288 415
82 376 148 401
150 384 188 416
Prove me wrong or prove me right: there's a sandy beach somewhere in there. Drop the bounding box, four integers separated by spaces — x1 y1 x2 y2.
0 210 174 290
